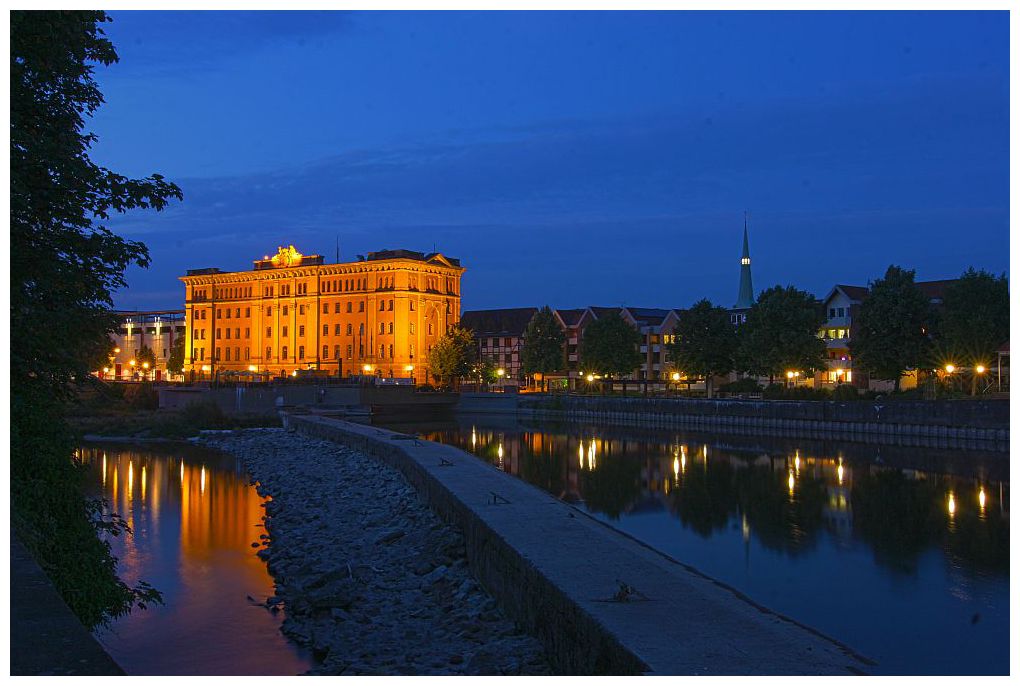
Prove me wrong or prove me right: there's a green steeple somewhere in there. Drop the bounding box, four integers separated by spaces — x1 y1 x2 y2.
734 214 754 309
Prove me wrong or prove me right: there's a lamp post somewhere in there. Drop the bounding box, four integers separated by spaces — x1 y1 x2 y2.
671 371 681 398
972 363 986 396
142 361 150 382
497 367 505 393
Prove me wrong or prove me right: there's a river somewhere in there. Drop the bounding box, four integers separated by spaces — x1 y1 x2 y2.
80 441 314 675
381 414 1010 676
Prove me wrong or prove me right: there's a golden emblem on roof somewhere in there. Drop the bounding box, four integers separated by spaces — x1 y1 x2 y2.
270 245 303 267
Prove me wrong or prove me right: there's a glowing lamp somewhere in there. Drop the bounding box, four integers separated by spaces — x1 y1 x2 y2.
142 362 149 369
786 371 794 379
363 364 373 372
975 365 986 374
585 374 595 383
670 371 681 381
945 364 955 374
497 368 506 377
248 365 257 372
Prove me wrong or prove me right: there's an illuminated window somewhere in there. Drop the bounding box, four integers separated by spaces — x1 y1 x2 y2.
323 345 329 358
346 344 352 359
298 346 304 360
265 346 272 360
323 324 329 336
335 302 340 313
299 325 305 337
282 346 288 359
410 301 416 311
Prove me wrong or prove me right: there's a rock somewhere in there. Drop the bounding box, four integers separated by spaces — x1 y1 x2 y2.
449 654 464 665
414 561 435 576
423 565 448 584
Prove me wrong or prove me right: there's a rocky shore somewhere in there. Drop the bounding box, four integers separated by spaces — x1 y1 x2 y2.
199 428 551 675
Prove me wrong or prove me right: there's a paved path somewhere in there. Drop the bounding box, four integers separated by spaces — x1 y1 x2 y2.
10 535 124 675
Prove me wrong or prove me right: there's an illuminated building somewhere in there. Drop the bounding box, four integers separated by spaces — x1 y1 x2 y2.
104 310 186 381
180 246 464 381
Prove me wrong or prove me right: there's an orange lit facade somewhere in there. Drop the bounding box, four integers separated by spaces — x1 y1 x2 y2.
180 246 464 382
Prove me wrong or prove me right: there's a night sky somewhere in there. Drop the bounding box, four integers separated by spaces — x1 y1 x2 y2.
89 10 1009 312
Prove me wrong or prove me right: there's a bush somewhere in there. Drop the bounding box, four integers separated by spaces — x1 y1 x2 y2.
122 382 159 410
719 377 763 393
180 399 228 428
831 383 860 401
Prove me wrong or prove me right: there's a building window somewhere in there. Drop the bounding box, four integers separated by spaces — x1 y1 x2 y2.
346 302 352 313
346 344 352 359
379 344 385 358
410 323 416 334
235 308 240 318
299 305 305 315
322 345 329 359
299 325 305 337
225 329 231 340
266 346 272 360
334 345 340 360
359 324 364 335
428 323 433 335
282 326 288 337
266 327 272 338
235 328 240 338
410 301 416 311
379 323 385 334
266 307 272 316
380 300 385 311
323 324 329 336
335 302 341 313
388 322 393 334
335 324 342 335
388 344 393 359
225 348 231 361
245 307 250 317
282 346 288 359
283 306 288 317
245 328 250 338
359 302 364 312
346 323 352 335
323 303 328 314
216 328 221 339
225 309 230 319
298 346 304 360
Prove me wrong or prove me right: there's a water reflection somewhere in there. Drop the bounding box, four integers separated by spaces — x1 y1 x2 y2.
399 418 1008 675
79 444 313 675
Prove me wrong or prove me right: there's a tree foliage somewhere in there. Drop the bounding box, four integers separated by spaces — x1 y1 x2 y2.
12 11 183 396
737 285 827 381
940 267 1009 366
11 10 180 627
579 311 642 378
850 266 932 390
666 299 738 398
520 306 566 391
136 344 157 369
167 335 186 376
426 325 476 388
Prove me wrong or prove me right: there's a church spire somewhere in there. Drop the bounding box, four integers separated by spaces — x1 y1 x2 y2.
734 212 754 309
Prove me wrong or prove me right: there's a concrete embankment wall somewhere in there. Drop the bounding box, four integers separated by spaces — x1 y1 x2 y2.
284 412 872 675
159 385 457 417
459 394 1008 450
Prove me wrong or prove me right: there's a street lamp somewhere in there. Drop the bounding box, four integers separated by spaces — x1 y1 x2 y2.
496 367 506 392
142 361 150 381
944 364 955 374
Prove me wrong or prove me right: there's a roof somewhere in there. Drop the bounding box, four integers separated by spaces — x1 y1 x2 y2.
554 308 587 327
835 285 869 301
623 307 673 327
460 308 539 337
588 306 623 319
915 279 958 301
367 249 462 268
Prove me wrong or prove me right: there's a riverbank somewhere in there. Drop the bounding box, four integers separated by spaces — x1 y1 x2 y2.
10 536 124 675
458 393 1009 450
198 428 550 675
285 413 873 675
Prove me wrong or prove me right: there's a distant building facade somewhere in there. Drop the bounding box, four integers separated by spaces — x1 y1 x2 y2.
179 245 464 381
460 307 538 386
103 310 186 381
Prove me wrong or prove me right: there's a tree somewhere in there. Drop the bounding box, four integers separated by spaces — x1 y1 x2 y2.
520 306 566 392
167 335 186 377
11 11 180 626
940 268 1009 394
737 285 827 384
850 266 933 392
136 344 156 377
579 311 642 386
426 326 476 389
667 299 738 398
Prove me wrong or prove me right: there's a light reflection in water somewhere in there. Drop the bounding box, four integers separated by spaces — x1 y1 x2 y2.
408 420 1009 675
79 445 313 675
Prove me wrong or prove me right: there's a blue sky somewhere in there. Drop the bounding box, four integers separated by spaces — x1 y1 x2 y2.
89 10 1009 312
